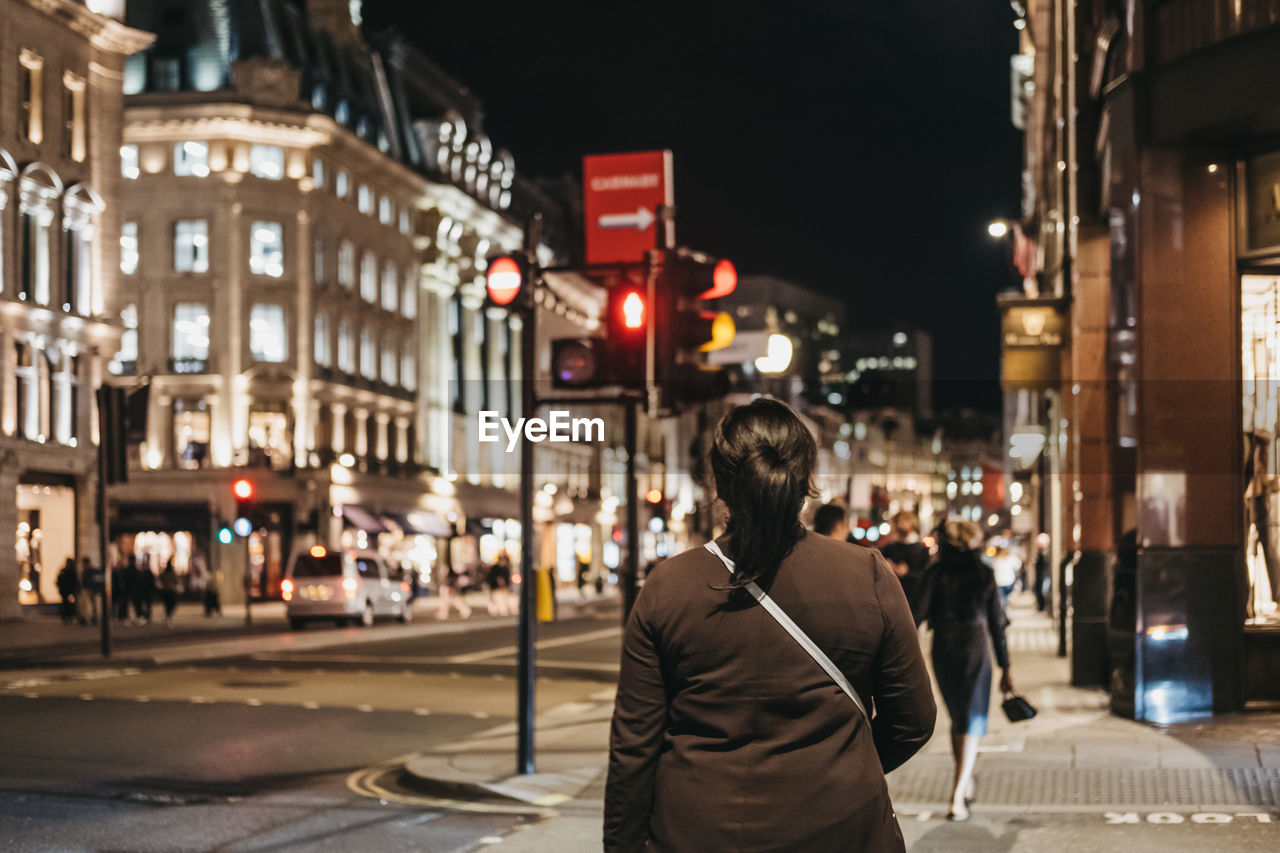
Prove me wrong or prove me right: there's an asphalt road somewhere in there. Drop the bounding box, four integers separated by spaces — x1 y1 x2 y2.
0 609 623 852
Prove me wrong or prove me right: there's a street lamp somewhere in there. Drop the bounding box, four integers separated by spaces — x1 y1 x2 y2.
987 220 1010 238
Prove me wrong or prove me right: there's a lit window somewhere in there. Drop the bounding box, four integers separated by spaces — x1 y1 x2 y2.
313 234 325 283
381 262 398 311
174 141 209 177
338 240 355 288
399 209 411 235
250 221 284 277
401 270 417 319
172 302 210 362
335 100 349 124
381 340 397 385
337 319 355 372
359 328 376 378
108 304 138 374
121 222 139 275
312 157 324 189
174 220 209 272
249 145 284 180
379 196 392 225
401 342 417 390
358 184 372 214
336 169 349 198
121 144 139 179
63 71 87 162
249 304 287 362
314 312 331 366
19 50 44 144
360 252 377 302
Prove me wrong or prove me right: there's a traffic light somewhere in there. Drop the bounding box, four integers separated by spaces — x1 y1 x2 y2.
606 283 648 388
232 478 254 537
656 250 737 407
485 254 531 310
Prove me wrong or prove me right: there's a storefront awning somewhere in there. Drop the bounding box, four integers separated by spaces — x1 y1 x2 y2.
341 505 389 534
383 511 453 538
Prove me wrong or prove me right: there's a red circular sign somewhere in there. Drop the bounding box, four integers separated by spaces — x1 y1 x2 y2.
486 257 523 306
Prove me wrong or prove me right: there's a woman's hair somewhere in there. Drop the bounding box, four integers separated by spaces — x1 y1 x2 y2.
709 398 817 587
931 518 992 619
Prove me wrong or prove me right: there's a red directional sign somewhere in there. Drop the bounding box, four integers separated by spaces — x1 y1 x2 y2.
583 150 674 266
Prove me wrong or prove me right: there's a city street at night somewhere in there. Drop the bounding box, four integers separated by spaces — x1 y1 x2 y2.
4 0 1280 850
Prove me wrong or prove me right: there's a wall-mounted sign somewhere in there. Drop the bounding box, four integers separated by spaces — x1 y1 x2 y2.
1245 150 1280 253
998 295 1068 388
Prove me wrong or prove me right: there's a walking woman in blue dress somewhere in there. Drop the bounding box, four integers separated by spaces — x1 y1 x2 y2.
915 519 1013 821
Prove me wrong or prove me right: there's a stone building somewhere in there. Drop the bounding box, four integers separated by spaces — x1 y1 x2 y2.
0 0 151 617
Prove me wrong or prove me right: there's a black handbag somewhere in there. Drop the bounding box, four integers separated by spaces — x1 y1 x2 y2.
1001 691 1038 723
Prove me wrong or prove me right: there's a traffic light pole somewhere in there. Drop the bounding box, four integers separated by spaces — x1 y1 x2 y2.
517 294 537 776
624 399 640 624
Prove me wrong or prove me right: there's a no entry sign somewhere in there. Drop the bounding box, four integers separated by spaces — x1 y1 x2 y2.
583 150 674 265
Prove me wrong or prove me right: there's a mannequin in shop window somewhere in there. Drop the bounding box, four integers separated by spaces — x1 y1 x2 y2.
1245 430 1280 620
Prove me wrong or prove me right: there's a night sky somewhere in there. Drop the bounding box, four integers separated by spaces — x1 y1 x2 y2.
362 0 1022 413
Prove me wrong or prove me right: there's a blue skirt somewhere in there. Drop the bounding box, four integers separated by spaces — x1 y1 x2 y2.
931 624 993 736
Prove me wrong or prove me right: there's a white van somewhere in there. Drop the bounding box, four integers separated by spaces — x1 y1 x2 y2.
282 546 413 629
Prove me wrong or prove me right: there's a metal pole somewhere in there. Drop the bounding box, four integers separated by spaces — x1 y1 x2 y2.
96 394 112 658
516 250 539 777
624 400 640 624
244 521 252 626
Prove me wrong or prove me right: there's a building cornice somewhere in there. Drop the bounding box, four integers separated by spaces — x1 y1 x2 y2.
22 0 154 55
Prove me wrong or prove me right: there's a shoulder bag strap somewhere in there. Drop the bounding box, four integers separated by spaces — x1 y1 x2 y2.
704 541 869 722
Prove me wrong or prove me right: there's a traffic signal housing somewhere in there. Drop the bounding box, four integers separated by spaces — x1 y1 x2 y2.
232 478 254 537
656 250 737 407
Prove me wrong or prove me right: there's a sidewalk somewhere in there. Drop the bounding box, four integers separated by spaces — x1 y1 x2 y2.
0 587 616 668
401 594 1280 851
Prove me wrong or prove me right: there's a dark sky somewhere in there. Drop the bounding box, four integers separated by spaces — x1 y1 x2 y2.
362 0 1022 412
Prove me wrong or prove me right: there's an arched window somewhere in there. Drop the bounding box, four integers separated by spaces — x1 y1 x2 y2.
18 163 63 307
63 182 104 316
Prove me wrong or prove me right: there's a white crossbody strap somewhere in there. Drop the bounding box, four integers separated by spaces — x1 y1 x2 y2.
704 541 869 723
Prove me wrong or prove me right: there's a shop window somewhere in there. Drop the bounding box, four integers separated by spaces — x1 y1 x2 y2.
121 144 140 180
338 240 355 288
247 409 291 470
121 222 139 275
249 221 284 277
173 398 210 470
14 483 76 605
173 141 209 177
381 261 398 311
174 219 208 272
249 304 287 362
249 145 284 180
1243 274 1280 626
171 302 210 372
360 251 377 302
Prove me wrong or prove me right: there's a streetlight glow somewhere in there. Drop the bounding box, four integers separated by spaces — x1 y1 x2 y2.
987 220 1009 238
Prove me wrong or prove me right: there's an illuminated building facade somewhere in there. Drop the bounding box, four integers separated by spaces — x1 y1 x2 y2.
0 0 151 616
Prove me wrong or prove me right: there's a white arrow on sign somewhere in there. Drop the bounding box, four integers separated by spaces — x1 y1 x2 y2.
598 207 655 231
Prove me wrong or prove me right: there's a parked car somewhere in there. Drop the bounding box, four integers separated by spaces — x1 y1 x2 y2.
282 546 413 629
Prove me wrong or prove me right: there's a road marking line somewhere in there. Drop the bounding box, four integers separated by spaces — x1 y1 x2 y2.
413 708 431 715
448 626 622 663
136 696 151 703
22 693 39 699
302 700 320 709
246 698 263 706
471 711 491 719
79 693 94 701
357 704 374 712
189 696 212 704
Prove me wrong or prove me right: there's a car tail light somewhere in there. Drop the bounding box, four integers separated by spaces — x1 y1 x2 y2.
342 577 357 597
281 578 294 602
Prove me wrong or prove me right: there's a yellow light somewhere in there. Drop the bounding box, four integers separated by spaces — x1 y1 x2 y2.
310 545 327 558
281 578 294 601
701 312 736 352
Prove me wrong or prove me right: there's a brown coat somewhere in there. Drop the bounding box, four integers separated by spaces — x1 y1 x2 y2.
605 532 936 852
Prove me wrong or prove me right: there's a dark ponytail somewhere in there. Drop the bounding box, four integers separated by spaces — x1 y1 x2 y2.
709 398 817 588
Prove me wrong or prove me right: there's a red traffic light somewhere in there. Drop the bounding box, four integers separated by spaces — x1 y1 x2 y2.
699 259 737 300
622 291 646 329
486 256 524 306
232 478 254 501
